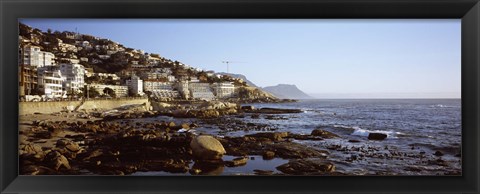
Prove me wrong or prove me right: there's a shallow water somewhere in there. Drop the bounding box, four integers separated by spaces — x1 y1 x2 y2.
131 155 288 176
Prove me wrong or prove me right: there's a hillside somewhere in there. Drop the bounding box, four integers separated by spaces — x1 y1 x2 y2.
19 22 284 102
219 72 257 87
262 84 313 99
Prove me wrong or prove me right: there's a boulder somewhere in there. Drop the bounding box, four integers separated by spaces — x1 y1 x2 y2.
190 161 225 175
197 109 220 118
276 159 335 175
246 132 289 141
311 129 339 138
254 169 274 175
19 143 44 157
56 139 81 153
181 123 190 130
224 157 248 167
241 105 255 110
262 151 275 160
368 133 387 140
190 135 226 160
44 151 71 170
271 142 329 159
434 151 444 156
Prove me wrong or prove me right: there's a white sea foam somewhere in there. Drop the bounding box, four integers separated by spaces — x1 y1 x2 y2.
343 126 403 139
430 104 456 108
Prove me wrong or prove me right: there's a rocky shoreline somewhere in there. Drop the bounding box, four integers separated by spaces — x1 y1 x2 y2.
19 101 461 176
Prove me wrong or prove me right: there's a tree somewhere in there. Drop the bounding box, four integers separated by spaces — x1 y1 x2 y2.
86 87 100 98
103 87 116 98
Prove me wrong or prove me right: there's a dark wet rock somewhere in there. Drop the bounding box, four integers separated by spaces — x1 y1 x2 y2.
219 136 328 159
91 162 139 175
189 168 202 175
434 151 444 156
428 158 449 167
271 142 329 159
19 143 44 158
245 108 302 114
348 139 361 143
262 151 275 160
190 135 226 160
368 133 387 140
253 169 274 175
246 132 289 141
225 157 248 167
250 114 260 119
34 130 52 139
287 133 324 141
65 134 86 141
56 139 82 153
311 129 339 138
141 159 189 173
190 161 225 175
241 105 255 110
21 165 56 175
82 149 104 161
44 151 71 170
173 109 220 118
276 159 335 175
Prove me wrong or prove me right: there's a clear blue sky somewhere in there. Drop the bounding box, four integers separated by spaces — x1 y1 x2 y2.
20 19 461 98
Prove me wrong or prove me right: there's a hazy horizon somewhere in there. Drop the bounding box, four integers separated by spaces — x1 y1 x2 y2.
20 19 461 99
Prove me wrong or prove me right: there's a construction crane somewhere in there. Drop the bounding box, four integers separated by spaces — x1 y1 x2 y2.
221 61 245 74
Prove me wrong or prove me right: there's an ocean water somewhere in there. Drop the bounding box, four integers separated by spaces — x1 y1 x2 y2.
133 99 462 175
242 99 461 148
224 99 462 175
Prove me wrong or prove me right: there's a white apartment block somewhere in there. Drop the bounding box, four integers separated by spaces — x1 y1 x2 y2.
58 43 78 52
167 75 176 82
175 81 190 100
126 75 144 95
188 82 215 101
60 63 85 93
153 68 172 74
37 69 64 98
88 84 128 97
143 80 173 92
95 73 120 80
21 45 55 67
213 82 235 98
151 90 180 100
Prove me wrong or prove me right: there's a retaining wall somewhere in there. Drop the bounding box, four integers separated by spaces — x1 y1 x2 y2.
19 98 150 115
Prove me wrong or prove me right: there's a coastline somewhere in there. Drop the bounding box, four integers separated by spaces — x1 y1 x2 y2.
19 99 461 176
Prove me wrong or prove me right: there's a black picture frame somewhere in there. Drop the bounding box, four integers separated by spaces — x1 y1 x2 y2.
1 0 479 193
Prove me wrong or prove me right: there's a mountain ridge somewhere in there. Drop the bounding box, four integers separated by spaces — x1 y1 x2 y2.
262 84 313 99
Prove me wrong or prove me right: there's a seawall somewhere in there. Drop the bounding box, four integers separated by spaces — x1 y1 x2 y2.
19 98 150 115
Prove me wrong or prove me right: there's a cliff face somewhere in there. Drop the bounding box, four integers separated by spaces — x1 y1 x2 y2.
262 84 313 99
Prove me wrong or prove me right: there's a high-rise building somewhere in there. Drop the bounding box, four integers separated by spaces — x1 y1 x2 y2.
37 68 64 98
21 45 55 67
213 82 235 98
59 63 85 94
126 75 144 96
